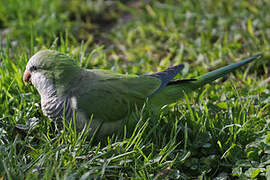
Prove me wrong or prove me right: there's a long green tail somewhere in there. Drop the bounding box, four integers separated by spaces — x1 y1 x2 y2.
195 53 263 87
151 53 263 107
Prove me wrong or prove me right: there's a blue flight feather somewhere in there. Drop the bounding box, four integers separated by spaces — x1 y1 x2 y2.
147 64 184 98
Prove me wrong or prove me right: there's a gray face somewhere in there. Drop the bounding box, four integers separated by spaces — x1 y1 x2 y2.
24 51 57 98
24 52 45 84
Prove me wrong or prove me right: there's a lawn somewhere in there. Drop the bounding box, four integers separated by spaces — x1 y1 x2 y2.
0 0 270 179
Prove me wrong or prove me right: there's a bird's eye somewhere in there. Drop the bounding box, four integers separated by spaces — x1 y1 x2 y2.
30 66 38 71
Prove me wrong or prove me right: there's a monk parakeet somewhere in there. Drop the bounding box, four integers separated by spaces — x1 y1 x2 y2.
23 50 262 136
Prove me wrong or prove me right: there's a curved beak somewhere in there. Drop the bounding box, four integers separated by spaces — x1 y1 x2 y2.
23 71 32 84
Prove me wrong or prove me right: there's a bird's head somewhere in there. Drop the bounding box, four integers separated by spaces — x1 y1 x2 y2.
24 50 81 95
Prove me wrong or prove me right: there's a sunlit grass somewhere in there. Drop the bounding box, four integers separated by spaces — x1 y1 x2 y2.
0 0 270 179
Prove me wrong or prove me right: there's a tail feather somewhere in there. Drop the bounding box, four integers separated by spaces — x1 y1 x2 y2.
194 53 263 87
150 53 263 107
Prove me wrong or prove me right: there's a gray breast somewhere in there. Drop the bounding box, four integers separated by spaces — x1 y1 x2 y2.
31 72 73 122
41 96 73 122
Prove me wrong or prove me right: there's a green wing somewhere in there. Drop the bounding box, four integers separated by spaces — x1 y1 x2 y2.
76 70 161 122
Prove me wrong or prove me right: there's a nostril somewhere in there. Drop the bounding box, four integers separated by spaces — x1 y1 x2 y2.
23 72 31 82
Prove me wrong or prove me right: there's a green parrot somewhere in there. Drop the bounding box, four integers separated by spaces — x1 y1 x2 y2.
23 50 262 137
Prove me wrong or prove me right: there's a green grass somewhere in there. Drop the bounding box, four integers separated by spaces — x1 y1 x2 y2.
1 0 270 179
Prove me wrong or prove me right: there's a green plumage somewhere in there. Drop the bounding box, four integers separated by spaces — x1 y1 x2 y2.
75 69 161 122
24 50 262 136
